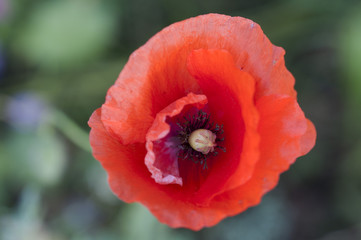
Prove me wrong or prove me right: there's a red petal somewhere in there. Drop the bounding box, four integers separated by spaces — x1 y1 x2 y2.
256 95 310 170
101 84 155 144
200 95 316 221
138 14 296 99
145 93 208 185
101 14 295 145
187 48 260 203
88 108 153 202
300 119 317 156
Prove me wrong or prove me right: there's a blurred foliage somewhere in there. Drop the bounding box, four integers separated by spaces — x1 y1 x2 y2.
12 0 116 70
1 0 361 239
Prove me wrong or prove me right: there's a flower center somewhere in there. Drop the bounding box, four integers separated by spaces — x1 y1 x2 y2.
176 110 225 169
188 129 217 154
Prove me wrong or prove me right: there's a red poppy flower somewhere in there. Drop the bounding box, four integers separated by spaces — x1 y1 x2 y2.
88 14 316 230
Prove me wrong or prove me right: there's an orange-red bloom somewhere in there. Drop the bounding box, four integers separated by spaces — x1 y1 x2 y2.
88 14 316 230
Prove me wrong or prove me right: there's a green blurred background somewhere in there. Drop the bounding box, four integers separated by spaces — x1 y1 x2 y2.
1 0 361 239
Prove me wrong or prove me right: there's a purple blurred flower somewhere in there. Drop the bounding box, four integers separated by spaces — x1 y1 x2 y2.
4 92 49 131
0 0 9 20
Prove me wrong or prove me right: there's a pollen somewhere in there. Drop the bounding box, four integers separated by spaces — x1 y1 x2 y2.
188 129 217 154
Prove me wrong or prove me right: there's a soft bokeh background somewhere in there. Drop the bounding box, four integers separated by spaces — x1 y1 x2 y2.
1 0 361 239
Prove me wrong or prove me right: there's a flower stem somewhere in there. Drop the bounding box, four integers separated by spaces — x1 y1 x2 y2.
49 110 91 153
